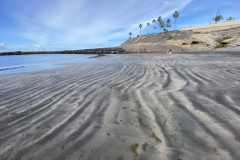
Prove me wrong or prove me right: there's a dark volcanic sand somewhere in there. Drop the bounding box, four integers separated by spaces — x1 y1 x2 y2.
0 53 240 160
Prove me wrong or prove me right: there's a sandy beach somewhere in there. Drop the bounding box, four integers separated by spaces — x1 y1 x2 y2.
0 53 240 160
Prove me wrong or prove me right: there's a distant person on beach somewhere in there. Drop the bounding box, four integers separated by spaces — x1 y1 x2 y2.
169 49 172 54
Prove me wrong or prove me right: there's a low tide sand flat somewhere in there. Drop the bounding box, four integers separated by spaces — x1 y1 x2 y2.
0 53 240 160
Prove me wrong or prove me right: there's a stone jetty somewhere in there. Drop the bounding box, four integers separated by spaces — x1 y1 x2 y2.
0 47 125 55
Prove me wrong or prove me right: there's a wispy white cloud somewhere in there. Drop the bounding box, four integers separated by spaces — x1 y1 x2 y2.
0 42 5 47
7 0 193 51
0 42 7 51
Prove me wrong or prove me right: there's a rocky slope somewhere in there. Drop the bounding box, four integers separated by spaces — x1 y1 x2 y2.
121 21 240 53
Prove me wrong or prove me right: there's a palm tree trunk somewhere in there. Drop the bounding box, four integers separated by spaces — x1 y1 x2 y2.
174 18 176 31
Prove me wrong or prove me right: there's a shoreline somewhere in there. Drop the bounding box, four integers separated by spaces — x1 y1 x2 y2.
0 51 239 77
0 53 239 159
0 54 105 76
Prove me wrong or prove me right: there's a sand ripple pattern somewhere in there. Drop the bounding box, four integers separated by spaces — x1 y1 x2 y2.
0 53 240 160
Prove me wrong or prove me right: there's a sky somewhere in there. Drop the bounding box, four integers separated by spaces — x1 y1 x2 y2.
0 0 239 52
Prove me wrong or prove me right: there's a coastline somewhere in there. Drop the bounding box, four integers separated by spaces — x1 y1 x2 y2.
0 53 240 160
0 54 101 76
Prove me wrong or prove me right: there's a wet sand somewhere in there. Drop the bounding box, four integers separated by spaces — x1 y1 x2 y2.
0 53 240 160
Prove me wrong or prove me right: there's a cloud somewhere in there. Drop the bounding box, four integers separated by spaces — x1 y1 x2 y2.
0 42 5 47
7 0 193 50
0 42 7 50
33 44 42 51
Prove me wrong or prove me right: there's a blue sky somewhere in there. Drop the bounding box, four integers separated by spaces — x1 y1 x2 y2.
0 0 239 52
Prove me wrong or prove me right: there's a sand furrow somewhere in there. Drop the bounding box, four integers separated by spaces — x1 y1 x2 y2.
0 53 240 160
167 93 239 159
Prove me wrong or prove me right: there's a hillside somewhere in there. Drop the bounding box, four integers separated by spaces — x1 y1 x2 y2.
121 21 240 53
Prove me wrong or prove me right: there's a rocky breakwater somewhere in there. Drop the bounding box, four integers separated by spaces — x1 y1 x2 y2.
0 47 125 55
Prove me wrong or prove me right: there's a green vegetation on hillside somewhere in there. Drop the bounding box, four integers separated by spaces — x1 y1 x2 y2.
214 36 231 49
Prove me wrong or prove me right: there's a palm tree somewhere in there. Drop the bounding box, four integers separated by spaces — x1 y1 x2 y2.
139 24 143 36
152 19 156 25
166 19 171 31
157 16 162 33
212 10 223 24
147 22 150 34
226 16 234 22
173 11 180 31
154 27 157 33
129 32 132 39
160 21 165 32
152 19 156 33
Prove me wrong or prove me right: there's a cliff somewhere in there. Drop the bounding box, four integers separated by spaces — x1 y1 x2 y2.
121 21 240 53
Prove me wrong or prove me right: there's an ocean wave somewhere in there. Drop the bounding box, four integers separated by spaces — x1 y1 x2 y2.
0 65 25 71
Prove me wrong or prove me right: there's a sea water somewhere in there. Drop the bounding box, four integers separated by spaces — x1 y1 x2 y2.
0 54 95 75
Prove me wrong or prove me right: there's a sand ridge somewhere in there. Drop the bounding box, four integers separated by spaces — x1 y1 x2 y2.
0 53 240 160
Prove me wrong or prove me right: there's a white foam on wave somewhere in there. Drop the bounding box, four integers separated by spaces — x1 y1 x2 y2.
0 65 25 71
